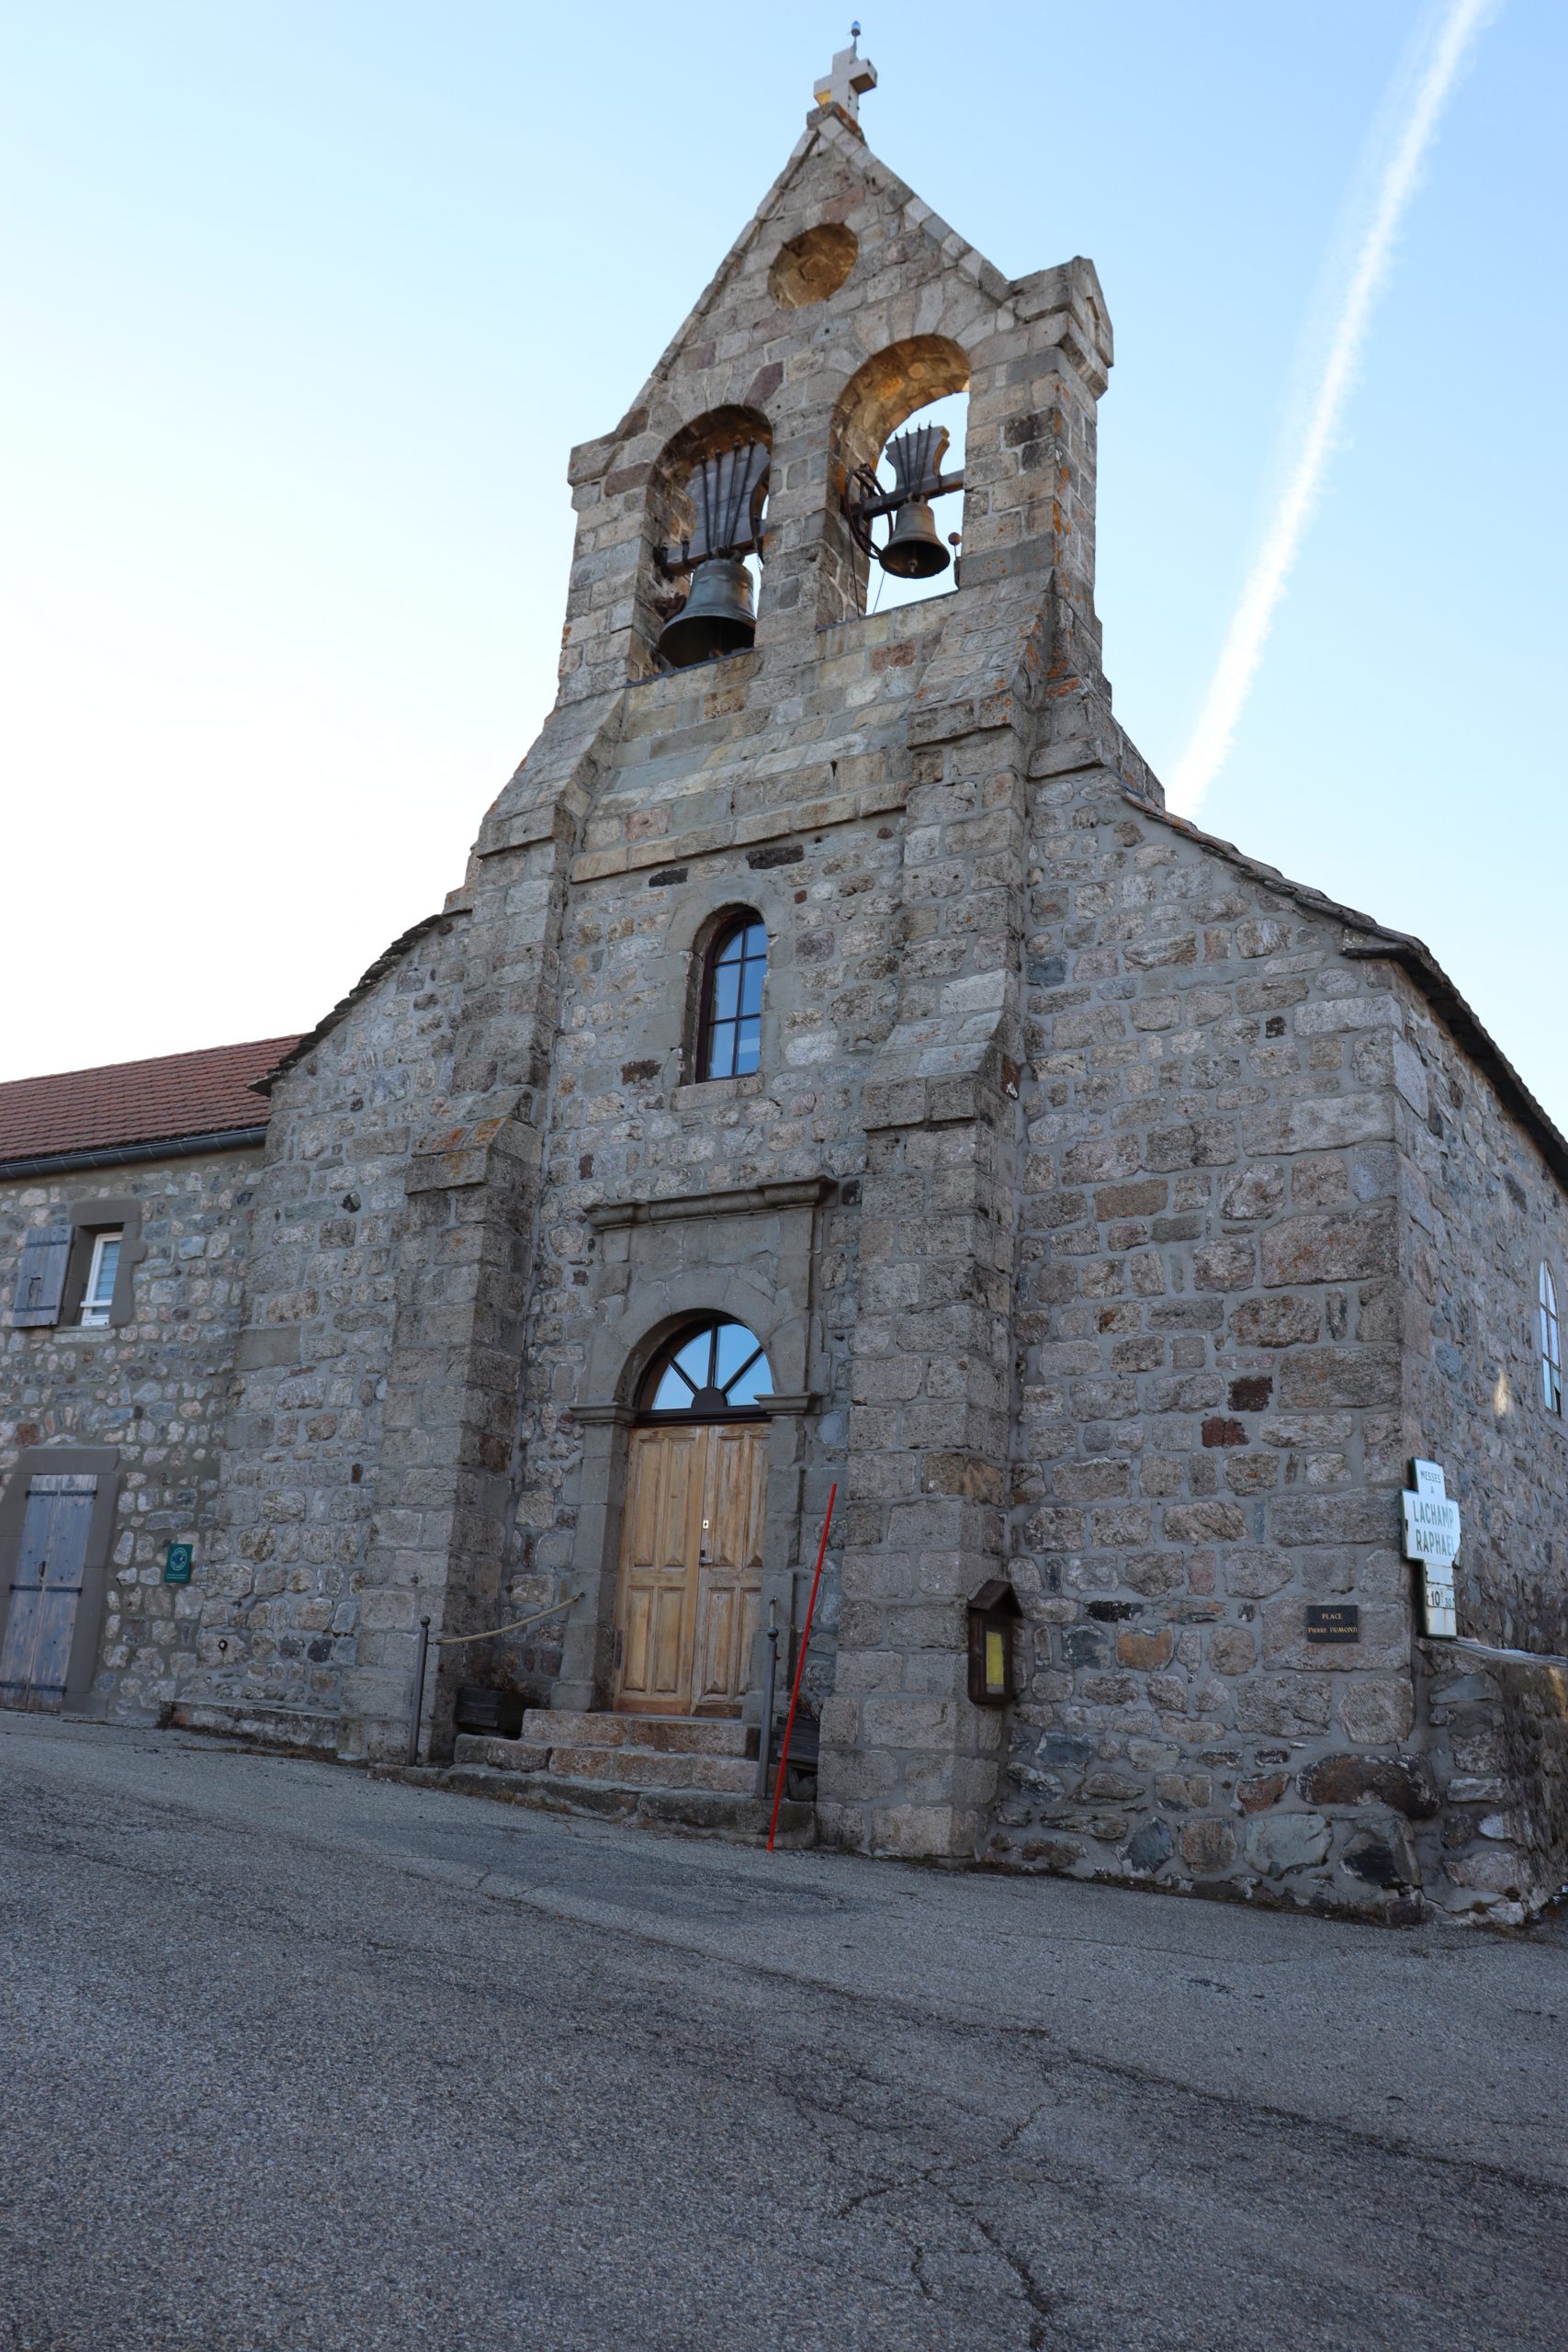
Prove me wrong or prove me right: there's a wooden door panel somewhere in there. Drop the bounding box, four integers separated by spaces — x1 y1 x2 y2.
707 1426 767 1569
622 1586 653 1696
625 1427 702 1569
692 1579 736 1709
0 1476 95 1713
0 1589 44 1710
691 1575 763 1709
649 1584 688 1701
690 1424 768 1713
615 1426 705 1713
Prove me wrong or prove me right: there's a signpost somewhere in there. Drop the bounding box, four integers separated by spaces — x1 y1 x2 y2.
1400 1460 1459 1636
163 1543 194 1585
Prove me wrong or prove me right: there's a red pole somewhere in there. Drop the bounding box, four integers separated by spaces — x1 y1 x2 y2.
767 1482 837 1852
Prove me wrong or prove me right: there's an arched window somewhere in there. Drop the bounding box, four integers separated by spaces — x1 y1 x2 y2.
699 913 767 1080
1540 1262 1562 1415
644 1318 773 1416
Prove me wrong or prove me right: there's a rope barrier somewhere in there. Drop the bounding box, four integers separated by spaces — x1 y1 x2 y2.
429 1593 582 1649
407 1592 583 1764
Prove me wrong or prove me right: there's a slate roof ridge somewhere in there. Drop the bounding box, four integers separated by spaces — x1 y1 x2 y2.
254 910 457 1096
1129 789 1568 1189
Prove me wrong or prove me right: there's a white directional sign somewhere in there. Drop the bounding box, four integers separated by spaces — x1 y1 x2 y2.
1401 1459 1459 1637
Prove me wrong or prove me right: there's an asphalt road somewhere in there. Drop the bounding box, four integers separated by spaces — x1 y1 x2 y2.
1 1716 1564 2352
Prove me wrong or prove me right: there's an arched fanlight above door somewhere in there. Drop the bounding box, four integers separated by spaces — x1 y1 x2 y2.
643 1318 773 1415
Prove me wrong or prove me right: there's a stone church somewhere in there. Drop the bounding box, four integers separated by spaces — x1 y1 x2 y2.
4 48 1566 1925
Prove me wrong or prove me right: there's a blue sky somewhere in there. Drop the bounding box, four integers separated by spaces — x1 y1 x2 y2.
3 4 1562 1122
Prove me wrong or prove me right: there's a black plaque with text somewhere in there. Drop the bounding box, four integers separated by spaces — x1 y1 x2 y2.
1304 1604 1359 1644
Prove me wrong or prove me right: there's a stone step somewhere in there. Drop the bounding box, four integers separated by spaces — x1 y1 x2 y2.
452 1735 550 1773
547 1743 758 1796
520 1708 756 1758
376 1763 814 1848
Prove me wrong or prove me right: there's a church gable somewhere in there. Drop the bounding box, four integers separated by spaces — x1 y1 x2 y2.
551 72 1111 702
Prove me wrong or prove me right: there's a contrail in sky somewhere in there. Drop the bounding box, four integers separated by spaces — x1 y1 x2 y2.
1167 0 1498 818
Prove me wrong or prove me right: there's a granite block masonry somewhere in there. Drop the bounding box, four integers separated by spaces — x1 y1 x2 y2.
3 53 1564 1921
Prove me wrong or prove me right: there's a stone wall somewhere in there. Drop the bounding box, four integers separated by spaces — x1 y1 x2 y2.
0 1145 263 1720
492 624 929 1714
1391 966 1568 1917
179 918 466 1756
992 734 1427 1917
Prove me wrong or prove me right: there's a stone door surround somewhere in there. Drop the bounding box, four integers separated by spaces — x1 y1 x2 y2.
549 1179 832 1716
0 1447 122 1713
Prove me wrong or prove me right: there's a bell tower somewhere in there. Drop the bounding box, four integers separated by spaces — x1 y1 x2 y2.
519 35 1116 709
369 46 1152 1856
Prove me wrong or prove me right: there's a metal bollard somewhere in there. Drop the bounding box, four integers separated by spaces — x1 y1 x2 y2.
407 1616 431 1766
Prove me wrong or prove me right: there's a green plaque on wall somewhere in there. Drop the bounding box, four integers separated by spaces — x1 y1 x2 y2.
164 1543 194 1585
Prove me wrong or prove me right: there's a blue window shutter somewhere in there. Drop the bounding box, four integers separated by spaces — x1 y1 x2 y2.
10 1221 73 1327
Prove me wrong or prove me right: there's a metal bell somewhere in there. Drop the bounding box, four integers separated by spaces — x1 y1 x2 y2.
879 498 951 581
657 556 756 668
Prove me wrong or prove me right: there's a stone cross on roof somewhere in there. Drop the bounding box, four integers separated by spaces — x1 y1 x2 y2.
814 26 877 119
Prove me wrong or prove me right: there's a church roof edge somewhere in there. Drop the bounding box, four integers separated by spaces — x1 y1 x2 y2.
1132 791 1568 1192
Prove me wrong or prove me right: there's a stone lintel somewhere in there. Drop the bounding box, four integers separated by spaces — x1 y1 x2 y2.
587 1178 835 1232
570 1391 814 1427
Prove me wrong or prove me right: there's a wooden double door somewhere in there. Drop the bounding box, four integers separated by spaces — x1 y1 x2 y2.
0 1472 96 1713
615 1419 768 1716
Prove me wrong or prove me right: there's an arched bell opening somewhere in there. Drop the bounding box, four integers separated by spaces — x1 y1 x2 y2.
639 406 773 674
820 335 970 628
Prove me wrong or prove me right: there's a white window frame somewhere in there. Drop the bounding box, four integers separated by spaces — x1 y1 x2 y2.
1540 1261 1562 1417
79 1229 123 1329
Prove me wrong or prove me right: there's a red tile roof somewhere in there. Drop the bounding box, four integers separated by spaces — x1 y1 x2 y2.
0 1038 301 1168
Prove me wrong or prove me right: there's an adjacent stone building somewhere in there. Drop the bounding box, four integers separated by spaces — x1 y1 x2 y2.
4 53 1565 1923
0 1039 295 1723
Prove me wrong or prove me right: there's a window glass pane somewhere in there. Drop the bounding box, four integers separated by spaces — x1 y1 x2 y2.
647 1319 774 1412
728 1351 773 1406
90 1237 120 1303
714 1322 763 1385
700 919 767 1085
